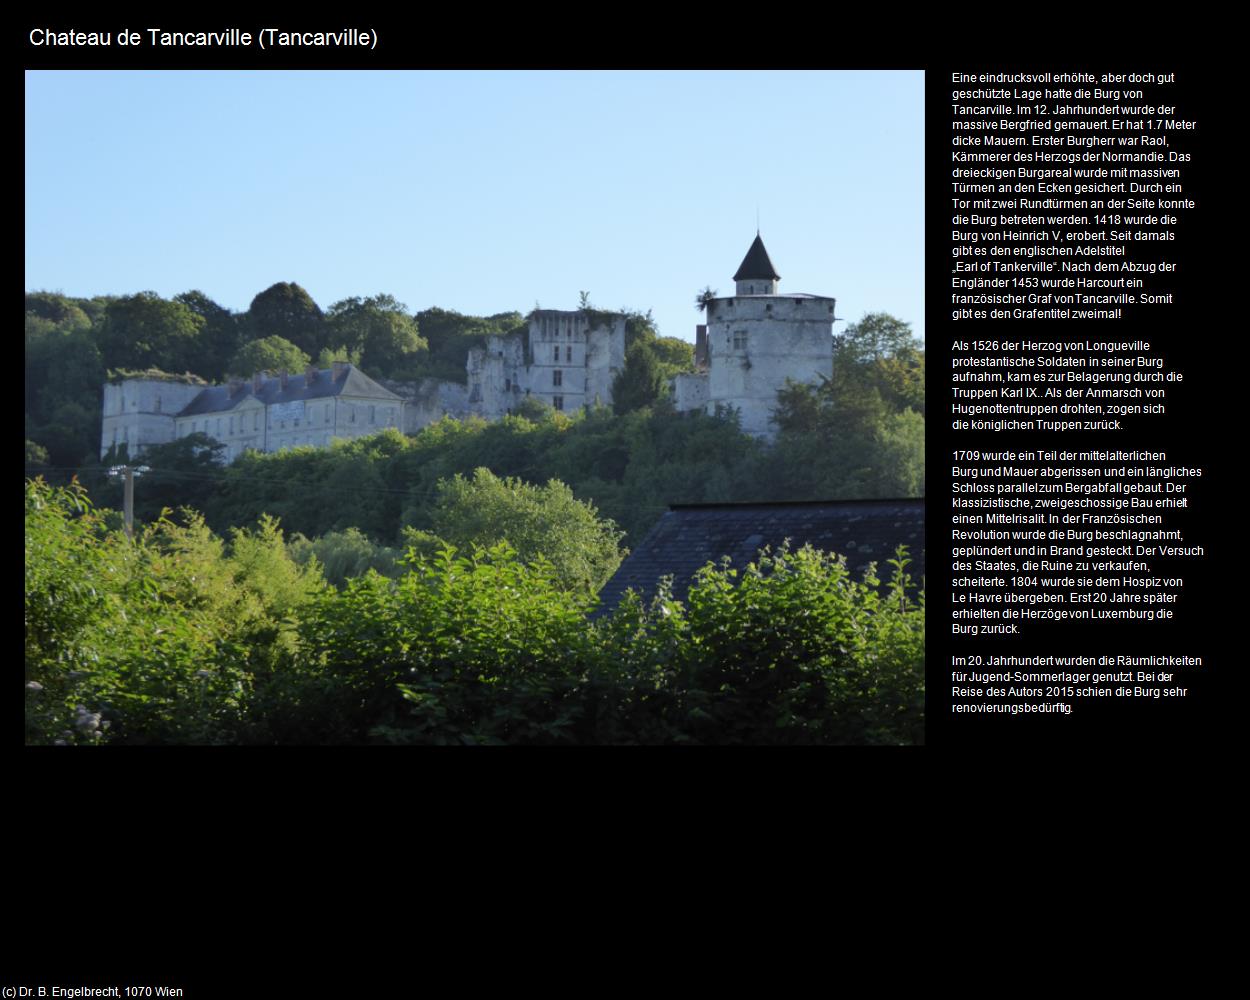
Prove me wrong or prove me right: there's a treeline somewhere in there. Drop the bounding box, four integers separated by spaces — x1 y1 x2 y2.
24 284 695 472
72 314 923 550
26 480 924 746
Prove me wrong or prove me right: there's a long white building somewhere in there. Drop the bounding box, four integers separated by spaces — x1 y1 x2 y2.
101 362 404 462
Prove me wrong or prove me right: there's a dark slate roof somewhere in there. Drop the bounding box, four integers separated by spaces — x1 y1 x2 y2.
595 499 925 615
733 234 781 281
176 365 402 417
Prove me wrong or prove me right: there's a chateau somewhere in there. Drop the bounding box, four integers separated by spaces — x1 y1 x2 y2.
101 362 404 462
101 235 834 458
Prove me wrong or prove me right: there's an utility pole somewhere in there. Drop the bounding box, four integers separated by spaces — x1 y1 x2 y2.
108 464 149 541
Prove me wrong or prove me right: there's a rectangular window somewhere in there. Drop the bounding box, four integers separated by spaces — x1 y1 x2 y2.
553 395 564 411
255 412 261 431
553 345 560 362
229 416 234 434
325 406 330 424
553 369 563 387
369 405 376 424
566 345 572 362
733 330 749 350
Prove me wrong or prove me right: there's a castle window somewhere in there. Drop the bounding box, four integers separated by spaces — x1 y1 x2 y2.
566 345 572 362
325 406 330 424
229 416 235 434
255 412 261 431
553 369 563 387
369 406 376 424
748 285 754 294
505 378 511 391
765 304 772 311
554 345 560 361
733 330 748 350
553 395 564 411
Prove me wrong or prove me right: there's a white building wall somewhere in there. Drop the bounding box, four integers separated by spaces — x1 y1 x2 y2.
672 372 710 411
692 295 835 439
379 378 472 433
100 379 205 458
466 310 626 416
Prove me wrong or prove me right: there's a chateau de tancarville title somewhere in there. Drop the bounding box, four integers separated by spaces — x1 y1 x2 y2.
28 26 376 49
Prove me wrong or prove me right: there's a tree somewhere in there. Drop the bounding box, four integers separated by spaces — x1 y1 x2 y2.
26 291 91 331
102 432 226 524
325 294 426 376
245 282 326 358
228 336 311 377
695 286 717 313
176 290 241 382
430 468 625 594
95 292 206 374
833 313 925 415
612 340 666 415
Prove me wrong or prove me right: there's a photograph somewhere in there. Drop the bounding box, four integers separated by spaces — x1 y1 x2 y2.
25 69 926 745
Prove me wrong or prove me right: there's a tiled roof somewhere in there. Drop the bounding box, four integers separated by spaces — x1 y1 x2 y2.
595 498 925 615
733 234 781 281
176 365 402 417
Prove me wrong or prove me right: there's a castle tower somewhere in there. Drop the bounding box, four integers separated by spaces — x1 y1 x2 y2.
698 234 836 438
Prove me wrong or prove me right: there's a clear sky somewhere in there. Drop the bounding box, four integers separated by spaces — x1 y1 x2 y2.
26 70 924 344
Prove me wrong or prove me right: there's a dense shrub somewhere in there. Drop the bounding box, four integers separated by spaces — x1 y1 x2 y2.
27 481 924 745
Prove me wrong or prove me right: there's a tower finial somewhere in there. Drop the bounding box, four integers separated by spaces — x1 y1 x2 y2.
756 205 760 236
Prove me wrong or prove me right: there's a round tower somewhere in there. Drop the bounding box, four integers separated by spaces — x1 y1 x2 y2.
703 234 835 438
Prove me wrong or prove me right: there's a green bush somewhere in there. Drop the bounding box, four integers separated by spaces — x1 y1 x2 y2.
27 481 923 745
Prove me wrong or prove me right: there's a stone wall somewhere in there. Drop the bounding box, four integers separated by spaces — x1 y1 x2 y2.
100 378 205 458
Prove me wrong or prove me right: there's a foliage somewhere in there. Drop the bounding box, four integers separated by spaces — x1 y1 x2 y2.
288 527 406 589
326 294 427 374
95 291 206 374
27 480 923 745
431 468 625 595
765 312 925 499
176 290 241 382
97 433 226 526
612 340 667 414
245 282 326 358
406 307 525 384
25 479 324 745
228 335 311 377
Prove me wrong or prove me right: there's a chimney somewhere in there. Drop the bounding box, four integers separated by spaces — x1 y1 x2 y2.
305 364 319 384
332 361 348 382
279 369 289 389
252 372 263 394
695 325 709 369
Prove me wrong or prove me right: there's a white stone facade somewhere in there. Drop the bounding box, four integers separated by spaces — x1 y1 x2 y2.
466 309 626 417
673 238 835 439
101 378 208 459
102 365 404 463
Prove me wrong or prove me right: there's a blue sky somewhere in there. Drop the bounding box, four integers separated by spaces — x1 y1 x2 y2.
26 70 924 344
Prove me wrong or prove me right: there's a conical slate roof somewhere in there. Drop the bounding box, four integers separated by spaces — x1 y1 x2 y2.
733 234 781 281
